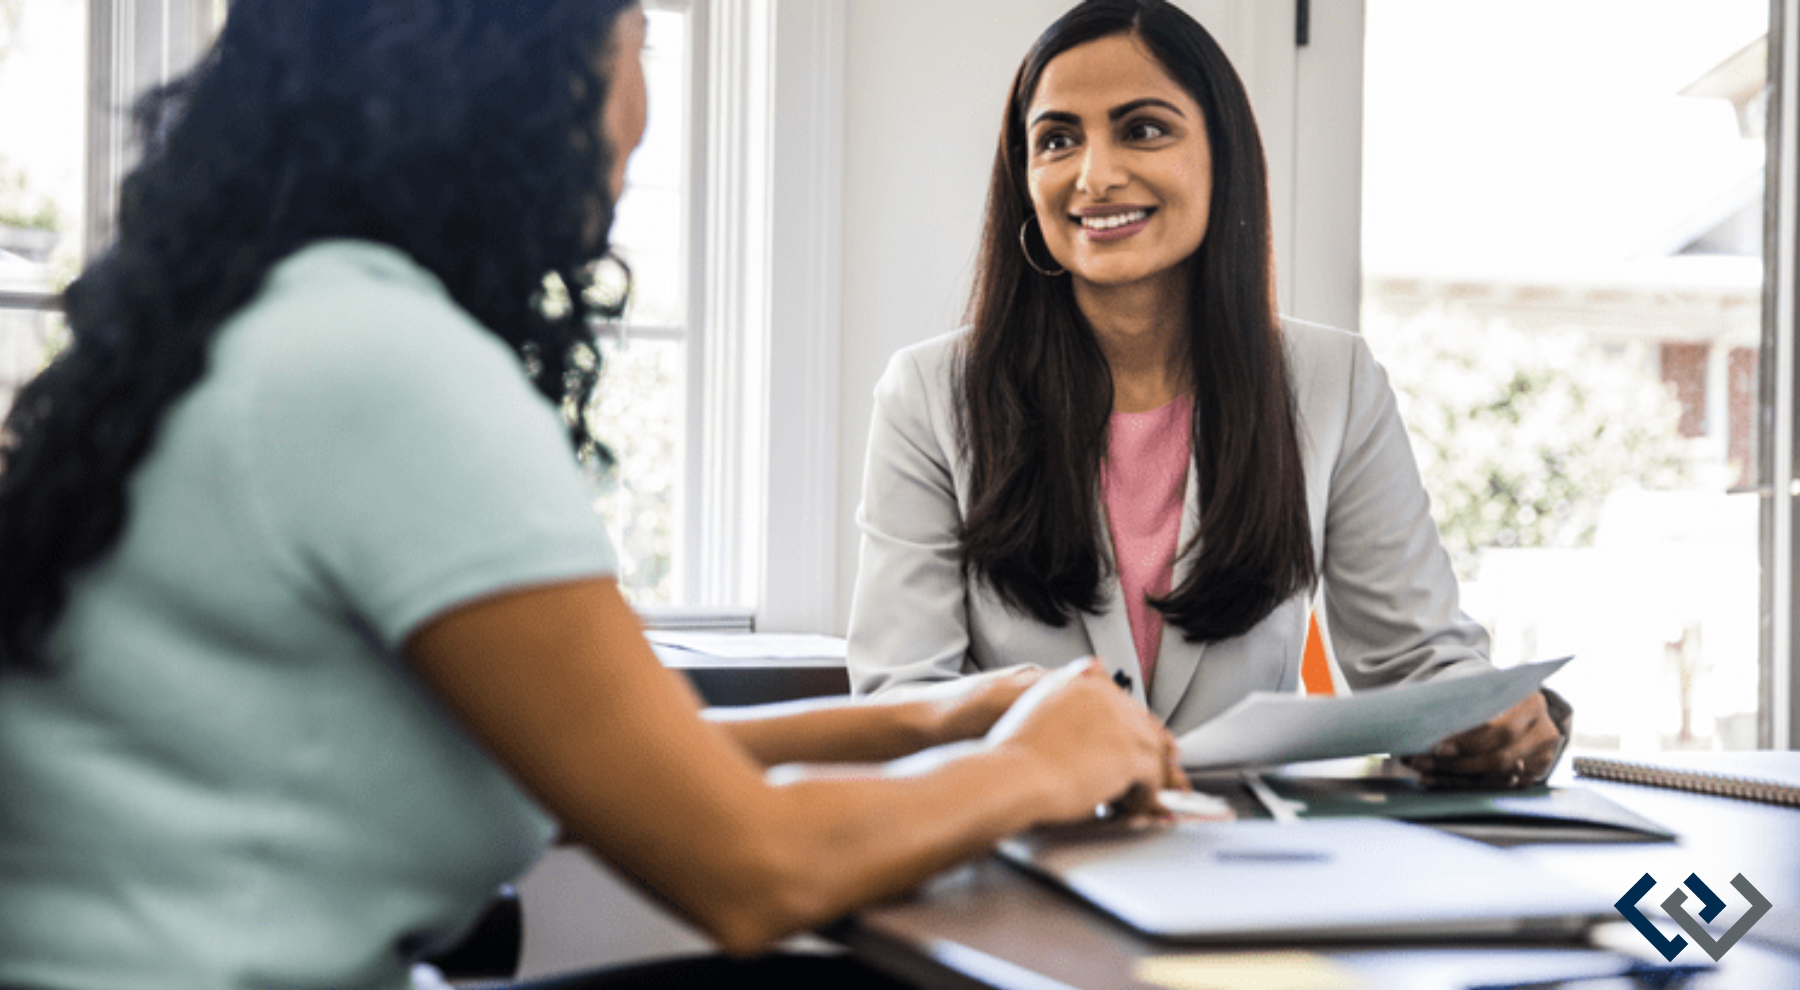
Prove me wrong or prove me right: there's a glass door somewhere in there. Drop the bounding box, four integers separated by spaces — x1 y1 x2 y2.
1361 0 1771 751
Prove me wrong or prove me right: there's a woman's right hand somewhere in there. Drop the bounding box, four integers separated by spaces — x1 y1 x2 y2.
985 658 1181 823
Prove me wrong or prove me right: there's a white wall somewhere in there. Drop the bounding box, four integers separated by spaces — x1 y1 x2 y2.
826 0 1362 632
831 0 1071 634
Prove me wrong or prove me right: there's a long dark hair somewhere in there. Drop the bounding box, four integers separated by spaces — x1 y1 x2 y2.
956 0 1315 643
0 0 639 674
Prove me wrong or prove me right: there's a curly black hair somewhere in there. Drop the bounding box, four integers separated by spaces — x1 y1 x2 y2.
0 0 641 673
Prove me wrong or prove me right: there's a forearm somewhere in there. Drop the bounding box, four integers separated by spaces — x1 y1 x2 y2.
700 664 1168 948
707 697 941 766
708 668 1042 767
677 743 1062 951
407 578 1138 956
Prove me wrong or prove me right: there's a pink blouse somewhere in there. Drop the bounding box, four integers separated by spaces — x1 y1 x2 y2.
1101 394 1192 688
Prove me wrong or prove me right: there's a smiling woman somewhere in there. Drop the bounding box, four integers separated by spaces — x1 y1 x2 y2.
1024 35 1213 326
845 0 1574 791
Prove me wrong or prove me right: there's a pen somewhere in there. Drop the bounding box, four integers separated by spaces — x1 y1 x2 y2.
1242 771 1304 823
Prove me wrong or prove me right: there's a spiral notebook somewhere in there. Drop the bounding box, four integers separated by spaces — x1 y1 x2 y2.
1571 752 1800 808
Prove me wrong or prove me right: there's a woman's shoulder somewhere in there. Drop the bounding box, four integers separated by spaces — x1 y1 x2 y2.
888 327 968 374
223 240 518 399
1279 315 1367 359
254 239 474 341
1280 315 1381 388
1279 316 1399 446
874 327 968 403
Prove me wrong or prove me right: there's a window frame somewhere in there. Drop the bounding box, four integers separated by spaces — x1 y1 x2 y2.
83 0 219 260
679 0 844 634
1766 0 1798 748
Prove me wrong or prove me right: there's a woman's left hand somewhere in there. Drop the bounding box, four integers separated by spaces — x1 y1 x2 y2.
1402 691 1564 790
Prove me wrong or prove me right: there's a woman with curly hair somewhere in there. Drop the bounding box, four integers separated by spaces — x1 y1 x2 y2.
846 0 1569 789
0 2 1181 987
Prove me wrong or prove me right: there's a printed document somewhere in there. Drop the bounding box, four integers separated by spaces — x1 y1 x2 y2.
1178 657 1570 770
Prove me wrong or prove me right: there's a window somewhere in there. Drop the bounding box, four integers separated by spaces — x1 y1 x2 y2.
595 1 696 609
0 0 844 633
0 0 88 412
1359 0 1781 751
0 0 705 611
0 0 219 407
676 0 845 633
600 0 846 632
1192 0 1798 748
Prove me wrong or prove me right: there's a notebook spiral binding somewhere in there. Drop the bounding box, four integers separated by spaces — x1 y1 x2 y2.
1572 756 1800 808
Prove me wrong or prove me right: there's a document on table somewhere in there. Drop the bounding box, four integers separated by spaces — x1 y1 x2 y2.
1178 657 1570 770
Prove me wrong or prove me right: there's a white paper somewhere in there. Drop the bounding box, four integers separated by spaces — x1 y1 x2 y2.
1177 657 1571 770
645 630 848 660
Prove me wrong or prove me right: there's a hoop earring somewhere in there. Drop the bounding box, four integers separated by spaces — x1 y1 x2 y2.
1018 216 1066 277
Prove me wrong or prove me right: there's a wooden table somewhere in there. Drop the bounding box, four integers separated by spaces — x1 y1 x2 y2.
829 756 1800 989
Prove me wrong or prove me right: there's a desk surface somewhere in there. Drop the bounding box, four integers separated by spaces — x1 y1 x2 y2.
831 757 1800 990
650 640 850 707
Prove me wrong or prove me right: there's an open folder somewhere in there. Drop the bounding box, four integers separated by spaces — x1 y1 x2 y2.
1178 657 1570 770
1259 772 1676 844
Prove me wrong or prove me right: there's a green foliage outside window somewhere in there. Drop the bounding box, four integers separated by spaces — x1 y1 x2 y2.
588 336 680 605
0 0 20 64
1365 305 1690 580
0 159 60 233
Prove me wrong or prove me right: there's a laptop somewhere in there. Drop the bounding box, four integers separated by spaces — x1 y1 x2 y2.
997 817 1615 944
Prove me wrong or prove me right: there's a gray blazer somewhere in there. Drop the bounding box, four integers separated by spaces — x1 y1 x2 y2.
844 319 1492 735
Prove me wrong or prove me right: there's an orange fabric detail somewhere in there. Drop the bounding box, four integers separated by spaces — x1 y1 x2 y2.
1301 611 1334 696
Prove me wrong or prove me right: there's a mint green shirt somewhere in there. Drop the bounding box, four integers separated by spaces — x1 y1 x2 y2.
0 241 616 989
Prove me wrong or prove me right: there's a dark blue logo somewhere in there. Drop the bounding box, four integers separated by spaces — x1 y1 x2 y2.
1616 872 1772 961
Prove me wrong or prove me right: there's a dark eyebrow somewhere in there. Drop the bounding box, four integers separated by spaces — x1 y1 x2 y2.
1110 98 1185 121
1028 98 1186 129
1027 109 1081 129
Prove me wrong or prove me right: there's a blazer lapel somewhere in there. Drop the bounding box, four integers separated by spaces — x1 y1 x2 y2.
1081 496 1149 709
1147 458 1207 719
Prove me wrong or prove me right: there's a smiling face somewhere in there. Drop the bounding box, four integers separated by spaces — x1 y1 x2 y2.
1023 32 1212 304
